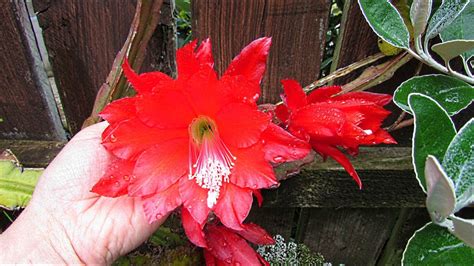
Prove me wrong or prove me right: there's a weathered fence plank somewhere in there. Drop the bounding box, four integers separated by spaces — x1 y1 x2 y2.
34 0 175 134
331 0 379 85
263 147 425 208
1 140 423 208
246 207 295 241
0 1 65 141
192 0 331 103
33 0 135 133
302 208 399 265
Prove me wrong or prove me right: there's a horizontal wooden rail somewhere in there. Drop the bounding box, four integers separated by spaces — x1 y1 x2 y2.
0 139 424 207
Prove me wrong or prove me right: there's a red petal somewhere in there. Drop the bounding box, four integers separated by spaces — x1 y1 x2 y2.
216 103 270 148
222 227 263 265
221 75 261 106
223 37 272 84
179 178 210 224
306 85 342 103
142 181 182 223
261 123 311 164
136 90 196 128
177 40 199 80
122 59 173 94
335 91 392 106
281 79 307 112
101 123 115 141
214 183 253 230
181 207 207 248
128 138 188 196
253 189 263 207
91 157 135 197
275 104 290 125
99 97 136 124
230 144 278 189
203 250 218 266
102 119 188 160
182 67 226 117
369 129 397 145
195 38 214 68
290 104 345 139
311 143 362 189
206 225 234 262
233 223 275 245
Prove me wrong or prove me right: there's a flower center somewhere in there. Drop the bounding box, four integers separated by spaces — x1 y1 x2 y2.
188 116 235 208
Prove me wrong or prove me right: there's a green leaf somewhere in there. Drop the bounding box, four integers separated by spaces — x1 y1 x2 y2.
450 216 474 248
410 0 433 38
426 0 470 40
149 226 186 248
403 222 474 265
394 74 474 116
408 93 456 191
440 0 474 62
432 40 474 62
358 0 410 48
0 150 42 210
425 156 456 224
175 0 190 13
442 118 474 210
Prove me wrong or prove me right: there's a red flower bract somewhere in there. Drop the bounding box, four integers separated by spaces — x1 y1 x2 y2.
181 207 273 265
91 38 310 232
276 80 397 188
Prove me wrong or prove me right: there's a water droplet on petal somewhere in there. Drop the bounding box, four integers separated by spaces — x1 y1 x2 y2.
155 213 162 219
109 134 117 143
109 175 115 179
273 156 284 163
114 181 120 187
253 93 259 101
225 258 232 264
123 175 130 181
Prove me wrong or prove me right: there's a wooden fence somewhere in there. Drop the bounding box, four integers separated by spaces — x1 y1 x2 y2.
0 0 436 264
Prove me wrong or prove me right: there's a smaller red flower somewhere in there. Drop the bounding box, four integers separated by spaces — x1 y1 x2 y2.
276 80 397 188
182 208 273 265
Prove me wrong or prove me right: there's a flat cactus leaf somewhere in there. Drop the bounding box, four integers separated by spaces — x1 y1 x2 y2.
0 150 42 210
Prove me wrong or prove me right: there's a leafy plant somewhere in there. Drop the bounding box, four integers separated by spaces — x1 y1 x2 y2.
175 0 192 47
257 235 326 266
359 0 474 263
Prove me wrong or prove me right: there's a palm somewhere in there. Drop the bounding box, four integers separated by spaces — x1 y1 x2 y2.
29 123 163 263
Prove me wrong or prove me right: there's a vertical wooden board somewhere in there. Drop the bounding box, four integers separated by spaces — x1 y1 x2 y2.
246 207 295 241
33 0 135 133
302 208 399 265
192 0 331 103
377 208 430 265
141 0 177 76
0 1 64 140
332 1 379 85
34 0 175 134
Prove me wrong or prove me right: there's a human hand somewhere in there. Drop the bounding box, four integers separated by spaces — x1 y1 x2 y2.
0 122 166 264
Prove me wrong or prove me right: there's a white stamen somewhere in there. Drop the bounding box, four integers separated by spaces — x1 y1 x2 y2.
189 133 236 208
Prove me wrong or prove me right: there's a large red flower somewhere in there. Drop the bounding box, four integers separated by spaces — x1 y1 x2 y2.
276 80 396 188
91 38 310 233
